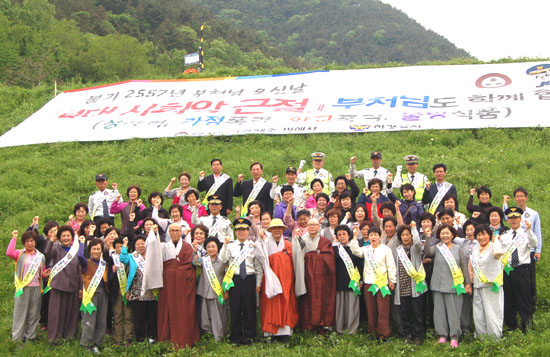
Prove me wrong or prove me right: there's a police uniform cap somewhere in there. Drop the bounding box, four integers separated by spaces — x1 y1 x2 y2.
505 206 523 218
311 152 326 160
286 166 297 174
371 151 382 159
404 155 419 164
207 195 223 204
95 173 107 181
233 217 252 229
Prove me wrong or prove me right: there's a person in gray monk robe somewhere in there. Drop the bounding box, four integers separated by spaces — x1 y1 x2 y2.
193 236 228 342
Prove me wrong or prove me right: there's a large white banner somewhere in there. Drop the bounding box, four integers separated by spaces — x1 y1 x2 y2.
1 61 550 147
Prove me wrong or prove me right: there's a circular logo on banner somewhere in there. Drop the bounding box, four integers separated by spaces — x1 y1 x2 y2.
475 73 512 88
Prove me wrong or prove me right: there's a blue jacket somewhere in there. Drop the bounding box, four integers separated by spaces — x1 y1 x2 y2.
119 246 139 293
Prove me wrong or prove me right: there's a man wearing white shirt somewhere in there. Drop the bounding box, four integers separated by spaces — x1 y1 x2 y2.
392 155 428 202
349 152 391 195
503 187 542 314
199 195 233 242
219 218 263 345
497 207 537 333
297 152 335 195
270 166 307 210
88 173 122 223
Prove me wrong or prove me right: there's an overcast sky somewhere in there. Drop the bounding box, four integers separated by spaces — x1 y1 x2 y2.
379 0 550 61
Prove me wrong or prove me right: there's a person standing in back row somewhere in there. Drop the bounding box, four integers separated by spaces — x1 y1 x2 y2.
88 174 122 223
392 155 428 202
349 152 391 195
422 164 457 215
198 159 234 217
234 162 274 215
297 152 335 195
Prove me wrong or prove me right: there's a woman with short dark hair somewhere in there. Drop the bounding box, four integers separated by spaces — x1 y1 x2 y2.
7 229 47 342
423 224 472 348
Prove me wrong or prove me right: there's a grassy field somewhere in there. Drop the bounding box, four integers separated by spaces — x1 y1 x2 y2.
0 83 549 356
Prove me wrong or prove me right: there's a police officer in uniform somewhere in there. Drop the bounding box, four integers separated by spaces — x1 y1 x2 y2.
349 152 391 195
392 155 428 202
199 195 233 241
297 152 334 195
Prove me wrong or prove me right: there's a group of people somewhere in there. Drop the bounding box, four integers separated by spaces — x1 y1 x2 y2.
7 152 542 351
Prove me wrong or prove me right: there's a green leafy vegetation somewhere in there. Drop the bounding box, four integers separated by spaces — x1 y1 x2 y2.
198 0 472 65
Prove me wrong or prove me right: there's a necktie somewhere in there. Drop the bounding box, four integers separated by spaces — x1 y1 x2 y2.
315 170 319 175
410 174 415 183
239 243 247 280
374 170 378 177
212 216 218 238
102 197 109 218
511 231 519 267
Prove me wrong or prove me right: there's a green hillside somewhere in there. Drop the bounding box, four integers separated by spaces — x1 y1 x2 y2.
198 0 472 65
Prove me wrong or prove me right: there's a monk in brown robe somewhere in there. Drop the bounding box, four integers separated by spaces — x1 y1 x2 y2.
259 219 298 341
292 218 336 332
156 223 200 348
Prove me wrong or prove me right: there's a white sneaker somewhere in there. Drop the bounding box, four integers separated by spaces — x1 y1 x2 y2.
148 338 155 344
91 346 100 354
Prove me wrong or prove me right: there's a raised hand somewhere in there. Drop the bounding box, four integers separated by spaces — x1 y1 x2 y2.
224 236 231 245
503 195 510 204
170 177 177 184
79 235 86 244
32 216 39 225
350 156 357 165
272 175 279 184
129 213 136 222
237 174 244 183
199 171 205 179
470 188 476 196
112 183 118 190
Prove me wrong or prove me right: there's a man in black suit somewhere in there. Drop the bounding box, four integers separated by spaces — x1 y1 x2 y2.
198 158 234 216
234 162 274 215
422 163 458 214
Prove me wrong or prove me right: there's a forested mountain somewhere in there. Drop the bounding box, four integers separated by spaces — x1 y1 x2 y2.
0 0 472 88
0 0 286 87
198 0 472 65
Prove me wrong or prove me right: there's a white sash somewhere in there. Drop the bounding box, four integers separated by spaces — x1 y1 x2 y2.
202 174 230 205
429 182 452 214
81 260 106 314
44 237 79 293
242 178 266 216
14 251 43 297
132 251 145 274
